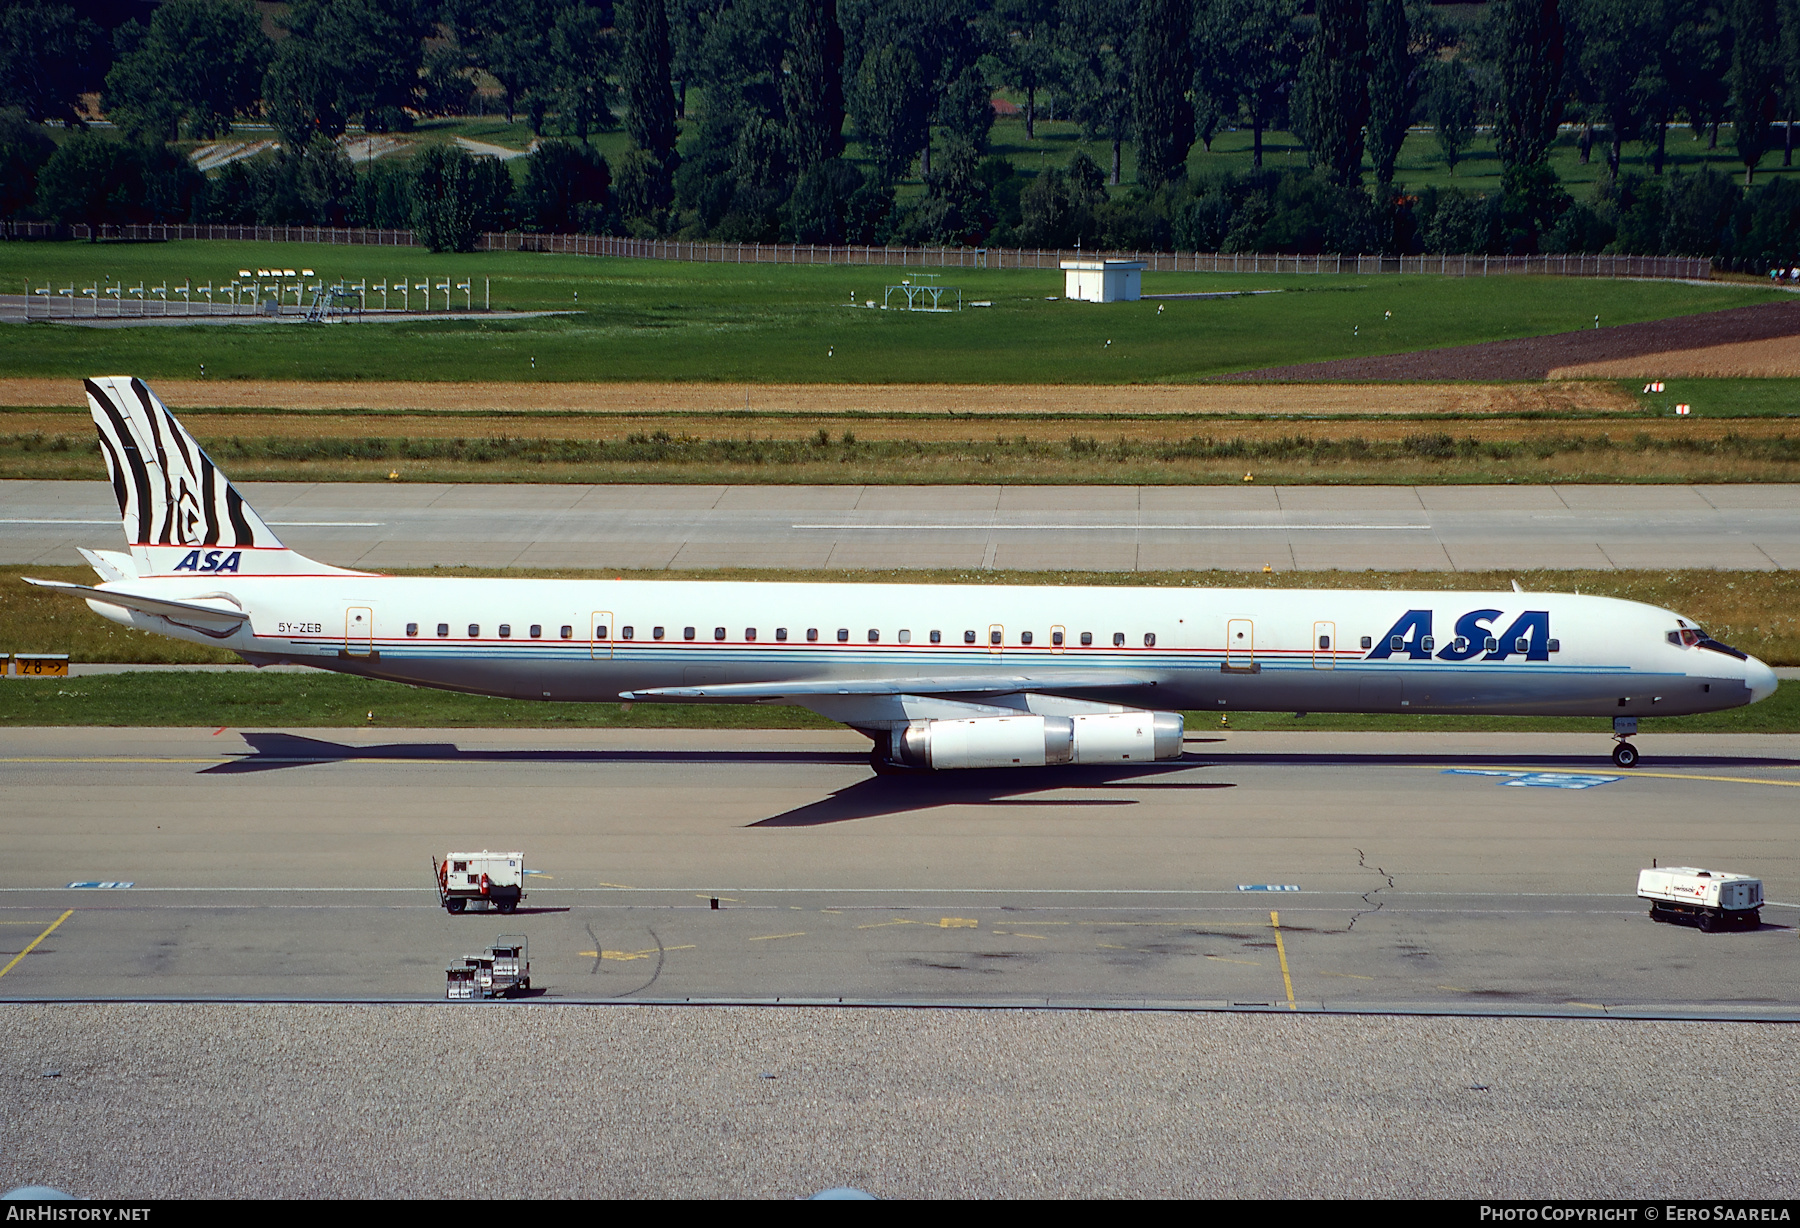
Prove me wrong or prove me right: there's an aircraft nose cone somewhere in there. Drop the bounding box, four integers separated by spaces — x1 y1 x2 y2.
1746 655 1779 703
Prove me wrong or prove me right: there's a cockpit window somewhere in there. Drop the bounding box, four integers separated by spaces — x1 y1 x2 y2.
1668 629 1702 647
1670 627 1750 659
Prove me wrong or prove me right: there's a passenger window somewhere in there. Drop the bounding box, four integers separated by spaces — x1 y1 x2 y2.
1420 636 1434 652
653 627 665 640
714 627 726 640
837 629 849 642
469 624 480 638
560 626 572 639
594 624 608 639
745 628 757 640
529 625 542 638
1515 636 1530 652
1452 637 1467 653
1319 635 1331 649
499 624 511 638
1547 638 1560 652
964 630 977 644
807 628 819 641
898 630 911 643
1080 632 1092 646
1484 636 1498 652
990 630 1002 645
867 629 879 642
622 626 634 640
1020 631 1033 645
1144 632 1156 647
930 630 942 643
438 623 450 637
1052 630 1064 646
776 628 788 641
684 627 695 640
1360 636 1372 649
1113 633 1125 647
1391 635 1405 650
406 623 418 637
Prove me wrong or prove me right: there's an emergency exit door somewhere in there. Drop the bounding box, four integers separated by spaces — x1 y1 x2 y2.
1313 620 1336 669
590 611 614 659
344 607 373 657
1225 619 1255 670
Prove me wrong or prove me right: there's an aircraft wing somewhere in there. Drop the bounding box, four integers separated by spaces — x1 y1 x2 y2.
22 577 250 625
620 672 1154 702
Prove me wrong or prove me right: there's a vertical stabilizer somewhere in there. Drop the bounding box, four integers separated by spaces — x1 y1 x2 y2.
84 377 368 577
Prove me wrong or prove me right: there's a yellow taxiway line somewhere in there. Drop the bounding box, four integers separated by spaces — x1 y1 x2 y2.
0 910 72 979
1271 911 1297 1011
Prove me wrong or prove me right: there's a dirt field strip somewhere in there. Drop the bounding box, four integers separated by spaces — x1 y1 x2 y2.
1550 336 1800 378
0 378 1635 416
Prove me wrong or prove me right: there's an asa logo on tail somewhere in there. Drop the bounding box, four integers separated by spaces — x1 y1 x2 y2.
1367 609 1552 662
171 549 242 574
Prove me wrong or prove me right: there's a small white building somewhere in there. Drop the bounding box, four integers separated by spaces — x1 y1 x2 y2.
1060 259 1146 303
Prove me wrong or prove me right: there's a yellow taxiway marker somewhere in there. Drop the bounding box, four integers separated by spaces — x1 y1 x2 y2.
1271 911 1297 1011
747 932 806 942
0 910 72 979
581 945 696 961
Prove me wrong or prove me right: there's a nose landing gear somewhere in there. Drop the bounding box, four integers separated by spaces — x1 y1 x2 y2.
1611 716 1640 769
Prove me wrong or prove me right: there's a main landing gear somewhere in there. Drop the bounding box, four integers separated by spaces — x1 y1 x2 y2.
1611 716 1640 769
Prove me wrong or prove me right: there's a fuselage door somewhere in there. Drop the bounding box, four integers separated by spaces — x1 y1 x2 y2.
1313 620 1336 670
591 611 614 660
988 624 1005 656
1226 618 1254 669
345 606 373 657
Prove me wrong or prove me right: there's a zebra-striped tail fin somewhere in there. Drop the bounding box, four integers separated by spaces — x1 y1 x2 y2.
84 377 366 577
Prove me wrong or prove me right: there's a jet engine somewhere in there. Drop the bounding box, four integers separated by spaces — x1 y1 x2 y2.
885 711 1184 771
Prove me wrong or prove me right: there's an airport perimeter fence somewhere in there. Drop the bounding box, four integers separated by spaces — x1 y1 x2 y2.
0 221 1715 281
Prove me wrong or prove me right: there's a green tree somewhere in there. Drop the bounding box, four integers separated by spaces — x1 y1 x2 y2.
547 1 617 141
519 138 612 232
411 144 495 252
1731 0 1783 183
1567 0 1656 177
1294 0 1370 186
1132 0 1195 187
421 43 477 118
0 1 106 127
1493 0 1567 170
787 0 847 171
995 0 1057 139
267 0 433 140
619 0 680 224
103 0 271 143
0 107 53 220
1365 0 1412 188
37 133 201 235
1059 0 1135 184
1426 58 1476 174
1199 0 1302 169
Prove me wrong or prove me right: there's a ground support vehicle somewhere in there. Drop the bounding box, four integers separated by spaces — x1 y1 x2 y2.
434 850 525 914
1638 866 1764 931
448 936 531 999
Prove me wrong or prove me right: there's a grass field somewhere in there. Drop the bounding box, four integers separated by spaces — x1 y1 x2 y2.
3 668 1793 733
0 244 1777 385
9 565 1798 666
6 410 1800 484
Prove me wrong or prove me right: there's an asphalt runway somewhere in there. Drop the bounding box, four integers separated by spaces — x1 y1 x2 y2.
4 727 1796 1014
6 479 1800 572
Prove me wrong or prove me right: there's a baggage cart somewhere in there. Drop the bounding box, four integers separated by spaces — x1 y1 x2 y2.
449 936 532 999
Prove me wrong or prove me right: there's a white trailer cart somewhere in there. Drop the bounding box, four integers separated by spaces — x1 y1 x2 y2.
434 850 526 915
1638 866 1764 931
447 936 531 999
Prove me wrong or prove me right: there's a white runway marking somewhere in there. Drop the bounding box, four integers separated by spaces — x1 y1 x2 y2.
793 522 1434 531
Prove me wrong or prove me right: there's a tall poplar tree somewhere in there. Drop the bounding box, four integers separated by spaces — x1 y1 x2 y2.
1295 0 1370 185
1732 0 1784 183
619 0 680 216
786 0 846 172
1364 0 1411 189
1132 0 1195 187
1494 0 1566 169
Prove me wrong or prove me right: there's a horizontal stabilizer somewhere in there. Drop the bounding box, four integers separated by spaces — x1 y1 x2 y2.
23 577 250 624
620 671 1152 702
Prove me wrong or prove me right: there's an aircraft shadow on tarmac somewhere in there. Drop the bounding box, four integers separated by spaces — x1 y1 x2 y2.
751 760 1239 827
199 732 873 775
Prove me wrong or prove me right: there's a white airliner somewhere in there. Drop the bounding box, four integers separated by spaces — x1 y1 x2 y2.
25 377 1779 771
